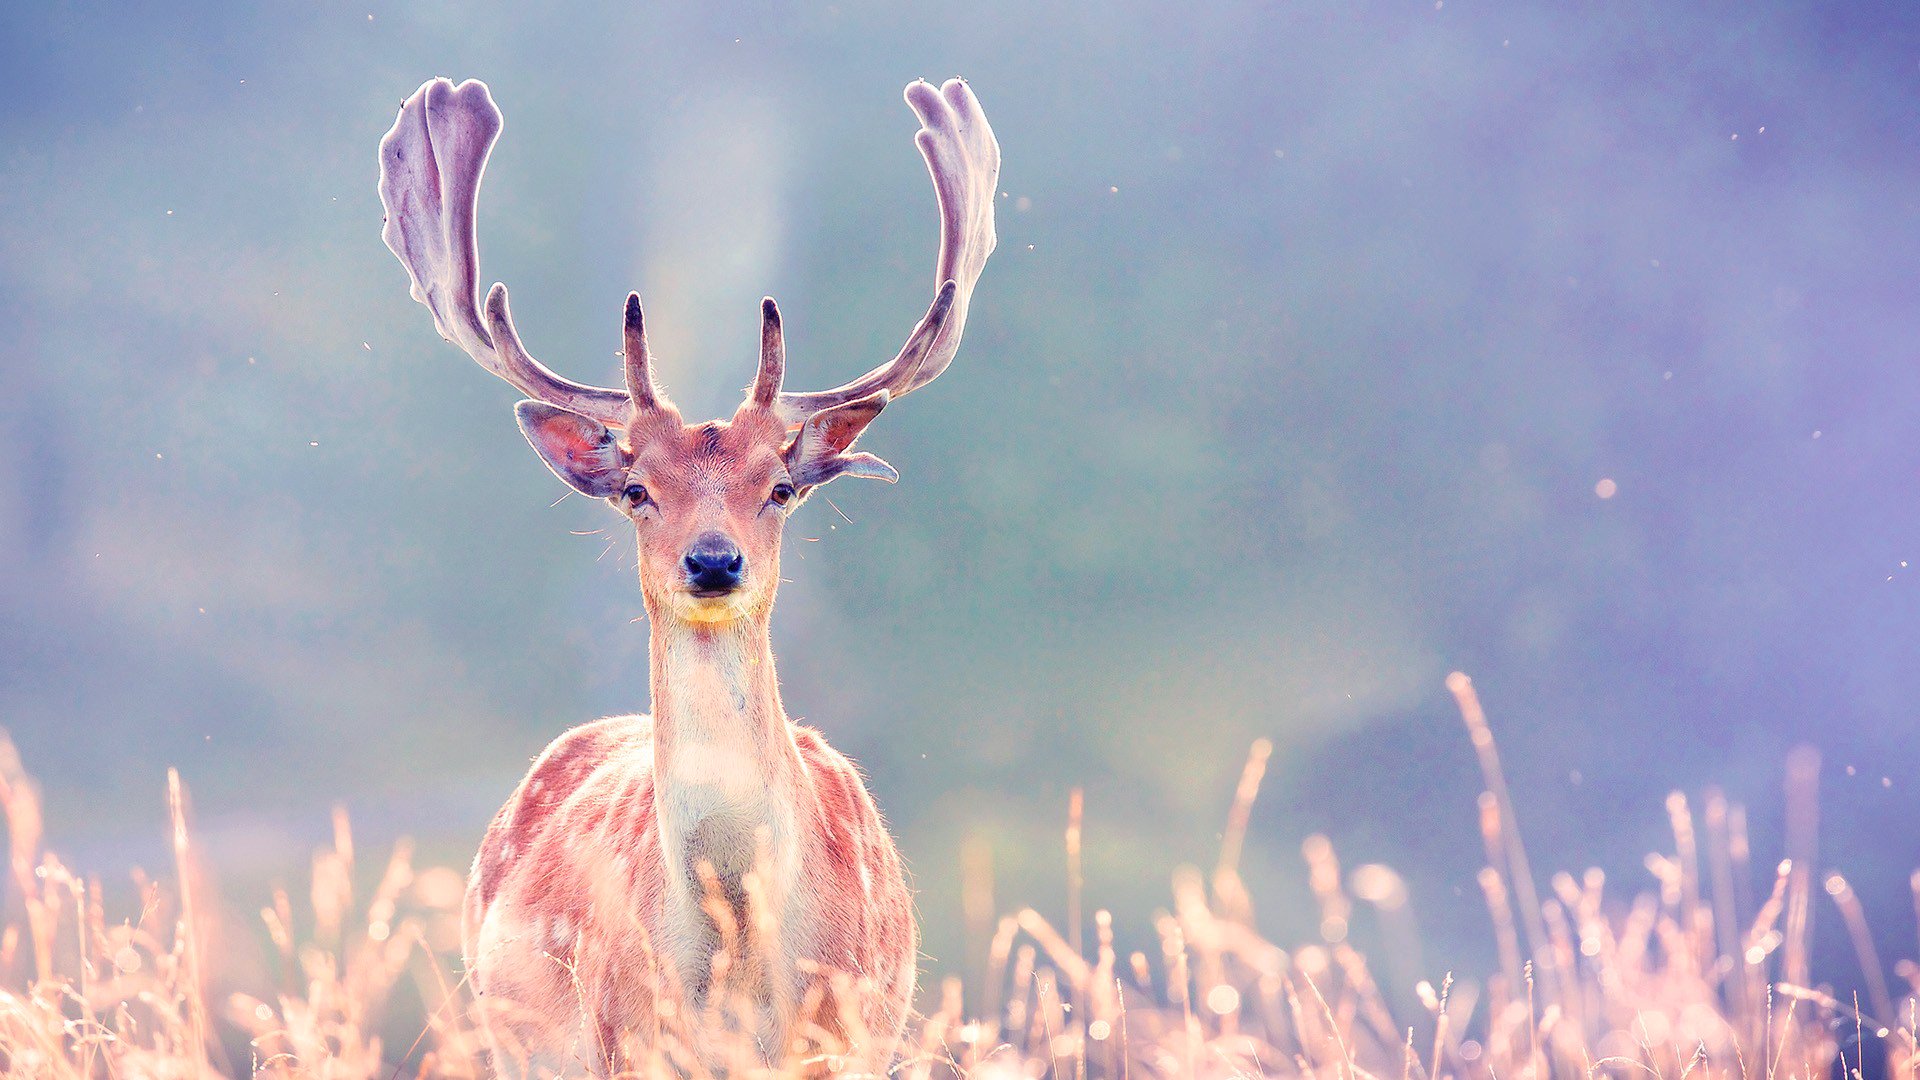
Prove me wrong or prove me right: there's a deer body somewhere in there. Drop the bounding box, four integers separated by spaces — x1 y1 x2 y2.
376 76 998 1076
464 544 914 1074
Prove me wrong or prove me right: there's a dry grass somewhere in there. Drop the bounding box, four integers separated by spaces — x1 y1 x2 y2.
0 675 1913 1078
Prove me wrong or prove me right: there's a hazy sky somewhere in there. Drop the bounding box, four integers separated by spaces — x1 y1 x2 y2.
3 0 1918 1000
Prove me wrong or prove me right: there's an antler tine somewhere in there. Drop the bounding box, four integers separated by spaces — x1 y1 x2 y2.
480 284 638 424
379 77 634 427
752 297 785 406
773 78 1000 428
622 292 664 410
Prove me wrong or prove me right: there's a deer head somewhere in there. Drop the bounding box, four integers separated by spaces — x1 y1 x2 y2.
378 77 998 625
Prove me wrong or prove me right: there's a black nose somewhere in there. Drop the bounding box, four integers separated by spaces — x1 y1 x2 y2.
682 534 745 594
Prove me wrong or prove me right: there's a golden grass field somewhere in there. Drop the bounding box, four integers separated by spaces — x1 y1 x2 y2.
0 674 1910 1079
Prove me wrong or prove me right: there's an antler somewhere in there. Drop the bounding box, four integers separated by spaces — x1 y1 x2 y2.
378 78 639 426
773 78 1000 428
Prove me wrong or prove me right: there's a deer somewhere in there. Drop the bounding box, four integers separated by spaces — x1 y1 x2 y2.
376 75 998 1077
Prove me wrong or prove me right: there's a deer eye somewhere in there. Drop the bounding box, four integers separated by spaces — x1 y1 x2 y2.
769 482 796 507
622 483 651 508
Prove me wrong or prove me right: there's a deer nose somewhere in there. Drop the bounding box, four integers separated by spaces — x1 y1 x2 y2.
682 534 745 594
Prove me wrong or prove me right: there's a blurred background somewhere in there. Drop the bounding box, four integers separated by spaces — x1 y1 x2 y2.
2 0 1917 1014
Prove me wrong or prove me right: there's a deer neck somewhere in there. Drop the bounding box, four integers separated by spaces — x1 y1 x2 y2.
647 611 806 930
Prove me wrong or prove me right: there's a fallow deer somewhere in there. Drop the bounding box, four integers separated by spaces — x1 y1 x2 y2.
376 76 998 1076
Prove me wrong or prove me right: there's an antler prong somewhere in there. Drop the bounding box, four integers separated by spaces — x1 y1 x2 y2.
622 292 661 412
889 279 958 390
753 297 785 407
480 283 632 425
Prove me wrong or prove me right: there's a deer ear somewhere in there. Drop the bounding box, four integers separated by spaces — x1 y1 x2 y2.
514 400 633 498
785 390 898 489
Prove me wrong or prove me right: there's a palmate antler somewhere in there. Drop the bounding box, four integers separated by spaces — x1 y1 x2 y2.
770 78 1000 427
377 76 999 432
378 79 637 426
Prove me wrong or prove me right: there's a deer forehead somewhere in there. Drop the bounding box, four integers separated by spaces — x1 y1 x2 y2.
631 420 790 497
